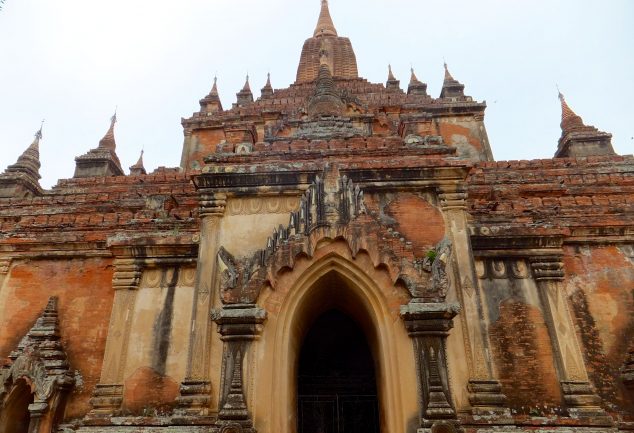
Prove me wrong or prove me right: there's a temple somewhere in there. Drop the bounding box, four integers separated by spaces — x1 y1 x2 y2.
0 1 633 433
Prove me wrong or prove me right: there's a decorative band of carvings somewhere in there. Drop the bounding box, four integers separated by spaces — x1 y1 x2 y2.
199 191 227 217
112 258 143 291
226 197 299 216
0 258 11 275
529 256 565 281
475 258 530 280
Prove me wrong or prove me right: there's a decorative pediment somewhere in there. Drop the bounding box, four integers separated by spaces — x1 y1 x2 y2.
218 173 451 305
0 297 75 403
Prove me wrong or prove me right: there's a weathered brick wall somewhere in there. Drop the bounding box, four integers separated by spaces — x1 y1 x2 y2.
0 169 199 242
0 170 201 421
564 244 634 418
364 191 445 257
468 155 634 419
468 156 634 231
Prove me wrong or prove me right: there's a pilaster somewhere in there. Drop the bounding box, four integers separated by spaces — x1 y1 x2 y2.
437 184 508 414
401 302 460 432
530 256 609 419
177 191 227 415
89 258 142 416
27 401 47 433
211 305 266 433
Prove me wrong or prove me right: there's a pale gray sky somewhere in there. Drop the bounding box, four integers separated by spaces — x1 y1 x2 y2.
0 0 632 188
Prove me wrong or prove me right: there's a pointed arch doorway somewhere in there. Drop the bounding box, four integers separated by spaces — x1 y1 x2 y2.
0 378 33 433
297 309 380 433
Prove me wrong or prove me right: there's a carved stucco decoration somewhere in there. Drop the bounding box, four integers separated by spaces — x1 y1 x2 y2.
0 297 75 415
421 238 453 299
217 173 450 305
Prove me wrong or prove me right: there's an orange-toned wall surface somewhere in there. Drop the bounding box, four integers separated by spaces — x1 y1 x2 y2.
0 257 114 419
564 244 634 417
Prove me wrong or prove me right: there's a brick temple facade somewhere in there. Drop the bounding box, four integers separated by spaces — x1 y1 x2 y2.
0 1 633 432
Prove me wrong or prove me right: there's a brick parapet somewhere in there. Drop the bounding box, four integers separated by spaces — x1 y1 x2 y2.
467 155 634 237
0 170 201 249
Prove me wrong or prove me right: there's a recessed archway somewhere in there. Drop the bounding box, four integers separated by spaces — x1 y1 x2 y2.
256 249 419 433
0 378 34 433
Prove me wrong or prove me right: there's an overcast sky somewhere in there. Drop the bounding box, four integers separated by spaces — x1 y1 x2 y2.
0 0 632 188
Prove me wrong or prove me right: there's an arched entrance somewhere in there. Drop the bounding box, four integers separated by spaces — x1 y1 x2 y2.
258 251 420 433
0 378 33 433
298 309 380 433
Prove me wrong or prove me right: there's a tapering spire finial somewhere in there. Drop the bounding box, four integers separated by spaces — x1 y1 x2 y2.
261 72 274 98
0 125 43 187
558 90 585 132
443 62 454 81
407 67 428 96
237 74 254 105
35 120 44 142
242 74 251 92
129 149 147 175
313 0 338 38
211 76 218 95
99 110 118 151
388 64 396 81
386 64 401 91
410 67 419 84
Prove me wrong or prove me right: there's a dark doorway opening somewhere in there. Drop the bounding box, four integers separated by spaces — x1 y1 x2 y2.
0 379 33 433
298 309 380 433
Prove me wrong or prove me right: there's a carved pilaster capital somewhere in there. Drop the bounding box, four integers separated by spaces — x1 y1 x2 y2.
28 401 48 418
400 302 460 336
437 184 467 211
112 258 143 291
529 255 565 281
0 258 11 275
212 305 267 340
199 191 227 218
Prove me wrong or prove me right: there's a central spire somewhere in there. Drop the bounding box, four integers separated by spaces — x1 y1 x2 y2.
296 0 358 83
313 0 338 38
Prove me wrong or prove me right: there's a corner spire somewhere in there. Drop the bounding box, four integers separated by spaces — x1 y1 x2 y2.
74 112 124 178
388 64 396 81
410 67 419 84
313 0 338 38
200 76 223 113
261 72 274 99
0 125 44 197
386 64 400 91
408 67 428 96
440 62 465 99
555 91 615 158
241 74 251 93
443 62 454 81
98 109 117 151
5 124 43 179
558 91 585 132
236 74 254 106
129 149 147 176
